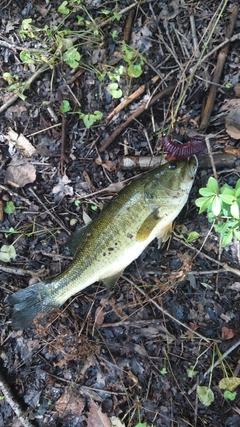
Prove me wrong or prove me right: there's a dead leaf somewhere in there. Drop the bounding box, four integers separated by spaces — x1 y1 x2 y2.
6 159 36 187
225 106 240 139
87 399 111 427
110 416 126 427
55 389 85 416
52 174 73 201
221 98 240 111
6 128 36 157
221 326 236 341
94 306 105 326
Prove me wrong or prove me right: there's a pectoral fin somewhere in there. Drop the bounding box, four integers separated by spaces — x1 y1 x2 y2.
66 224 89 257
102 270 124 290
136 210 160 241
157 222 173 248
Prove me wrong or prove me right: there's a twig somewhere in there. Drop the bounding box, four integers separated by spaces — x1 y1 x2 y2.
199 4 239 132
0 264 48 277
189 10 200 57
188 338 240 395
0 372 35 427
60 115 68 175
0 64 49 114
105 75 160 124
0 184 31 206
122 276 210 343
99 85 175 152
205 137 218 179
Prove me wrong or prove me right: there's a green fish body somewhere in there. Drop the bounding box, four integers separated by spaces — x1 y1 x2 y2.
8 157 197 329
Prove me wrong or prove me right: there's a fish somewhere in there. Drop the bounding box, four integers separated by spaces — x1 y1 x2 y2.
7 156 198 330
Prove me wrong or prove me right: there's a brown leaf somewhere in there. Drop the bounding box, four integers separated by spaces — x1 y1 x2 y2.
6 160 36 187
221 326 236 341
87 399 111 427
55 390 85 416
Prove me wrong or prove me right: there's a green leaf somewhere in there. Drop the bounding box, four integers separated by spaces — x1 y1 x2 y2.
234 229 240 240
207 177 219 194
83 114 94 129
109 83 122 99
0 245 17 263
127 63 143 78
61 100 71 113
160 367 167 375
63 47 81 69
219 193 236 205
195 197 212 213
212 196 221 216
20 49 35 64
224 390 237 401
222 231 233 247
186 231 200 243
230 202 240 219
113 12 121 21
198 188 215 197
197 386 214 407
4 201 16 214
58 1 70 14
0 396 5 400
70 218 77 226
186 366 198 378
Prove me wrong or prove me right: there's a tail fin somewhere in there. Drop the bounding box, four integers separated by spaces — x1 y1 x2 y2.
7 281 57 330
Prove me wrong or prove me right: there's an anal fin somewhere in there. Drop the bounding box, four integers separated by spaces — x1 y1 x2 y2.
102 270 124 290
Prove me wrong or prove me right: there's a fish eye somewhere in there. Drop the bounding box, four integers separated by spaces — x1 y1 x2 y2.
168 161 177 169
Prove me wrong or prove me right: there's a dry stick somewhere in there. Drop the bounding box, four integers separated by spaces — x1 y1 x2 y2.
122 276 210 343
0 184 31 206
99 85 175 152
105 75 160 124
0 64 49 114
60 115 68 175
188 338 240 395
205 137 218 179
199 4 239 132
0 264 48 277
0 372 35 427
118 151 237 171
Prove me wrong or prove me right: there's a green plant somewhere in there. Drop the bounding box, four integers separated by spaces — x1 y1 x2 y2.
195 177 240 247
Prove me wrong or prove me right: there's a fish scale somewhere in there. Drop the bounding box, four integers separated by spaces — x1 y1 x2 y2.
8 156 197 330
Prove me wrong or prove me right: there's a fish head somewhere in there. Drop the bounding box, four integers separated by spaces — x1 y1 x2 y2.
144 156 198 206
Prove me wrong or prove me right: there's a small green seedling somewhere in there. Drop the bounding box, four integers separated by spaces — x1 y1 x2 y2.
4 201 16 214
76 109 103 128
195 177 240 247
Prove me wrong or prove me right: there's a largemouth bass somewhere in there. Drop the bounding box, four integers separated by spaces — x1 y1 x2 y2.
8 156 197 330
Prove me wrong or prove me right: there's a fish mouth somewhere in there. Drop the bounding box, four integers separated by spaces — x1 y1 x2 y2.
188 155 198 178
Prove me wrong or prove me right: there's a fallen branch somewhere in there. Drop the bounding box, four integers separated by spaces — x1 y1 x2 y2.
199 4 239 131
118 151 237 171
99 85 175 152
0 372 35 427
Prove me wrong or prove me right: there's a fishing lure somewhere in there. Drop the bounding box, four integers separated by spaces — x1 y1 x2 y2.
162 135 206 160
